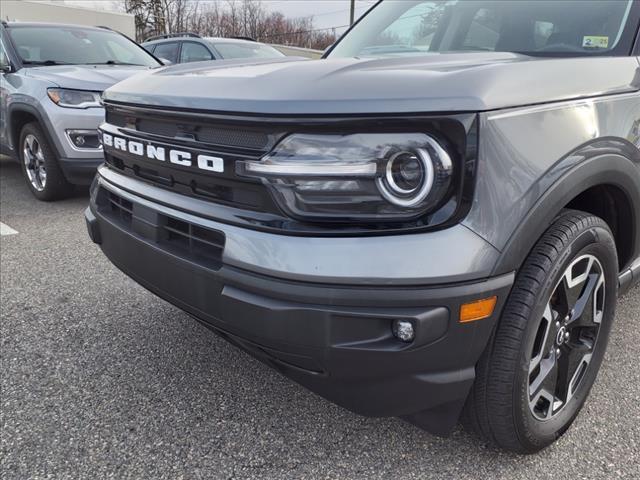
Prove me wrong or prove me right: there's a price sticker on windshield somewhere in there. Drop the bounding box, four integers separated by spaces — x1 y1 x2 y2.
582 36 609 49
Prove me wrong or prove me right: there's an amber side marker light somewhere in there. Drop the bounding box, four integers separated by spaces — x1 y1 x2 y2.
460 296 498 323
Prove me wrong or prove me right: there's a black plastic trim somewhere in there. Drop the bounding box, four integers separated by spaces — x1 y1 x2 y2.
58 157 102 185
86 201 515 435
7 103 62 158
493 151 640 276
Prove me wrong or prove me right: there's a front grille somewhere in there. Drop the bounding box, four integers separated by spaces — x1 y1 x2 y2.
102 103 286 214
137 118 178 138
98 188 225 270
107 109 271 150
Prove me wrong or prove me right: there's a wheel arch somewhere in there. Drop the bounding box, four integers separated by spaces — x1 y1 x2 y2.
8 103 62 159
492 149 640 278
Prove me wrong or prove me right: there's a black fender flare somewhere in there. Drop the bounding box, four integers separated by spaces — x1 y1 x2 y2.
492 151 640 276
7 102 62 159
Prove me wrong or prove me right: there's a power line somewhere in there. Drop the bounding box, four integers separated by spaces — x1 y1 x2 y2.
305 3 372 19
269 2 375 23
260 7 441 41
260 23 351 40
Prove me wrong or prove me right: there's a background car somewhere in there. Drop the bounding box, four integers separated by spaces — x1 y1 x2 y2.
141 33 285 64
0 21 161 200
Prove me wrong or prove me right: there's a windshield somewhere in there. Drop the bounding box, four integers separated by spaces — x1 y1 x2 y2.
208 40 285 59
328 0 637 58
7 26 159 67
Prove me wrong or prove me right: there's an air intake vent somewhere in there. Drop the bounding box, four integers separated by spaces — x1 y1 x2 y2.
98 189 225 270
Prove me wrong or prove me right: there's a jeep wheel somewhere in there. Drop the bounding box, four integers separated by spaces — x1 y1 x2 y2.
19 122 73 201
464 210 619 453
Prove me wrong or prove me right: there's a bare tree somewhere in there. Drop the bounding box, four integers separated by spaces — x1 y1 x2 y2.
124 0 337 49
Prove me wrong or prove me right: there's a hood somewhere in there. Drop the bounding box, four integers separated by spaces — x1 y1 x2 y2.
25 64 155 91
103 53 640 115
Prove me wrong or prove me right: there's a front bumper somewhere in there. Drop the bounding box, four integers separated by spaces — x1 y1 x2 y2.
59 158 103 185
86 169 514 435
38 102 105 184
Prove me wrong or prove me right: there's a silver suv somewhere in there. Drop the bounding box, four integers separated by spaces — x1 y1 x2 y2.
141 33 285 65
0 22 160 200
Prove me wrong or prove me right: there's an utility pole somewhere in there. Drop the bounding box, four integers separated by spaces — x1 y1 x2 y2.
349 0 355 25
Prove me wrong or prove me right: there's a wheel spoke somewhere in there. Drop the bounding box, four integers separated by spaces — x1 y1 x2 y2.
22 134 46 191
530 352 558 400
529 303 556 374
556 347 588 403
34 143 45 162
39 167 47 187
25 135 35 152
592 275 606 325
568 273 600 326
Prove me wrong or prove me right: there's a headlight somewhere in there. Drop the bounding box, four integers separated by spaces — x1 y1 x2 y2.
237 133 454 222
47 88 102 109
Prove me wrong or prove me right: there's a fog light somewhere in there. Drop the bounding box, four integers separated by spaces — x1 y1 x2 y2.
66 129 101 149
392 320 415 343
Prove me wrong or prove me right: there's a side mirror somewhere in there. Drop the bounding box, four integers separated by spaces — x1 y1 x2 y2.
158 58 173 66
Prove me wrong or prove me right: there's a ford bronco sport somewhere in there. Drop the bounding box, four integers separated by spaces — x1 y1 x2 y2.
86 0 640 453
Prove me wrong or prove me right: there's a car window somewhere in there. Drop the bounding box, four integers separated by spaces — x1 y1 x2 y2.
153 42 179 64
209 41 285 59
329 0 637 58
374 2 436 50
105 39 147 64
180 42 213 63
0 36 8 67
143 44 156 55
463 8 501 51
6 26 158 66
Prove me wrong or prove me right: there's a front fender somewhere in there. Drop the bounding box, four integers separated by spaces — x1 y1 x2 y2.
491 148 640 276
464 93 640 276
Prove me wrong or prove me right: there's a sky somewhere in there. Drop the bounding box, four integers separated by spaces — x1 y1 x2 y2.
262 1 378 32
61 0 379 34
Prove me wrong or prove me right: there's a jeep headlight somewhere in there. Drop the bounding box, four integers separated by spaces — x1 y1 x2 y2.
47 88 102 109
237 133 454 222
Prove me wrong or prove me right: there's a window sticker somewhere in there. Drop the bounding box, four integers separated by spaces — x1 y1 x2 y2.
582 36 609 48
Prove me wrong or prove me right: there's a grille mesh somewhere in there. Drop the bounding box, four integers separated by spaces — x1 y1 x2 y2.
196 126 268 149
106 110 269 150
137 119 178 138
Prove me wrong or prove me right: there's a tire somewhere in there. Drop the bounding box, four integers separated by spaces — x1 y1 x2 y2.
19 122 73 201
463 210 619 453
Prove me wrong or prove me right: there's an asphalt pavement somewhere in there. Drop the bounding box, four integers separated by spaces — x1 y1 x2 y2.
1 156 639 480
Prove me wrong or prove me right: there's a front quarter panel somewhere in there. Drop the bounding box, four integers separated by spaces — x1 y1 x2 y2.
5 70 105 159
464 88 640 272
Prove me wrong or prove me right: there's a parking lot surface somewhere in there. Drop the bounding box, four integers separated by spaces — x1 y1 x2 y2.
1 157 639 480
